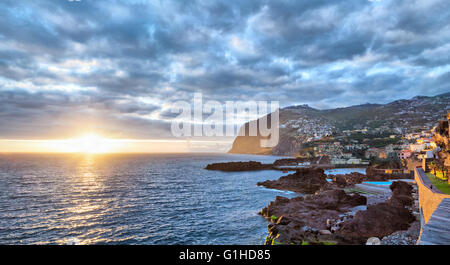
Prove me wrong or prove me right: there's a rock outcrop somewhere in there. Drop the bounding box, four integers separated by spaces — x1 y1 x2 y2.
205 161 273 171
261 190 367 245
332 172 366 187
337 181 415 243
261 180 415 245
257 168 329 194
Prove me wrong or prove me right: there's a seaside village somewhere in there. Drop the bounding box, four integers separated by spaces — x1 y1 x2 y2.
282 112 450 245
289 114 450 179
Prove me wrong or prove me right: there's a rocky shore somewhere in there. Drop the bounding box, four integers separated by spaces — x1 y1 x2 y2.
380 221 420 245
257 168 330 194
259 168 418 245
205 159 386 173
261 189 367 245
337 181 415 244
205 161 273 171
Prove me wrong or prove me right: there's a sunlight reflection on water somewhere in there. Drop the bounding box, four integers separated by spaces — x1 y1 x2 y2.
0 153 294 245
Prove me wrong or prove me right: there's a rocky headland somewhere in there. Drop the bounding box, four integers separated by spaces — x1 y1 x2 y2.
205 161 273 171
205 157 343 172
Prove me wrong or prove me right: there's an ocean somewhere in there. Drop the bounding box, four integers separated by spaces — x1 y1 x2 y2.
0 153 366 245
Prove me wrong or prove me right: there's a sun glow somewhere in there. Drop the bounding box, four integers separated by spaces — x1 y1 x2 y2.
43 134 123 154
70 134 116 154
0 133 232 153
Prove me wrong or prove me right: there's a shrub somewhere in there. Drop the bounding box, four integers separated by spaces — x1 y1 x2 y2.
270 215 278 222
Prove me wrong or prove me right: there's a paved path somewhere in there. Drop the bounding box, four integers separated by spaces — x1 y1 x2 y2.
420 172 444 195
417 198 450 245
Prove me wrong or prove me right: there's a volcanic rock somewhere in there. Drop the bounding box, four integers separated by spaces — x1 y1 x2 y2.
261 189 367 245
336 181 415 243
257 168 329 194
205 161 273 171
332 172 366 187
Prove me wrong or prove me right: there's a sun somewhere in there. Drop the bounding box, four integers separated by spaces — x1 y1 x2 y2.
72 134 114 154
40 133 124 153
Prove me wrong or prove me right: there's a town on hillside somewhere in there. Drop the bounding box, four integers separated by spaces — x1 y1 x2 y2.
286 112 450 179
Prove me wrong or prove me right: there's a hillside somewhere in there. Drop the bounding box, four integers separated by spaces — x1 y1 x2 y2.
229 93 450 156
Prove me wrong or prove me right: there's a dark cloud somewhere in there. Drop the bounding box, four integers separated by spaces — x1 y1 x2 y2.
0 0 449 138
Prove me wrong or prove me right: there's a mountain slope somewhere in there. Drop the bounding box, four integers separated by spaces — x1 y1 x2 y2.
229 93 450 156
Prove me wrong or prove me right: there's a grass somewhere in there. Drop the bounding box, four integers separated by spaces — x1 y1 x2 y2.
426 173 450 195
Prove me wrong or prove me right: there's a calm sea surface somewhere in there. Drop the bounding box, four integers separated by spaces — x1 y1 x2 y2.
0 153 366 245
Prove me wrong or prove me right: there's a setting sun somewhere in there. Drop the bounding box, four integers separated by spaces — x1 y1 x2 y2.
0 134 225 153
71 134 114 154
41 133 122 154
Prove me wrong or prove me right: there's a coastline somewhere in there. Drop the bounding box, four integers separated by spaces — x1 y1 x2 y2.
259 173 419 245
207 155 419 245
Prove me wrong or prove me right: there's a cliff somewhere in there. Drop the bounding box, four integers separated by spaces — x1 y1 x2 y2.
228 113 274 155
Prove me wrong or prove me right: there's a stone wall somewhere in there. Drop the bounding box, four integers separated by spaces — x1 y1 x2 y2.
414 168 450 223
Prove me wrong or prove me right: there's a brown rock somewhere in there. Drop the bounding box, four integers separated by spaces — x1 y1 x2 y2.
257 168 329 194
388 181 414 207
205 161 272 171
336 181 415 243
261 189 367 245
333 172 366 187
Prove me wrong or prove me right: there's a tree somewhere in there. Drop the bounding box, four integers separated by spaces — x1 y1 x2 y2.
429 160 437 175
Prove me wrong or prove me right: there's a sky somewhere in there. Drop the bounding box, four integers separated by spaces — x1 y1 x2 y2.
0 0 450 151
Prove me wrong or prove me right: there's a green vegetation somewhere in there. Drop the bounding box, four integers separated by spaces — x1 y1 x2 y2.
345 132 401 147
271 240 284 245
368 138 400 148
270 215 278 222
426 173 450 195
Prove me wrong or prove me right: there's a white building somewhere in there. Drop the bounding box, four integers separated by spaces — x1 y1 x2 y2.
410 143 426 153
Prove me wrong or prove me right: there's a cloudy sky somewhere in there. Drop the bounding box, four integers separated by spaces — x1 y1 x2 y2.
1 0 450 143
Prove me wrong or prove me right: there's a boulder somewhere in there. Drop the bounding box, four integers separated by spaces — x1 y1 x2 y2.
388 181 413 207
